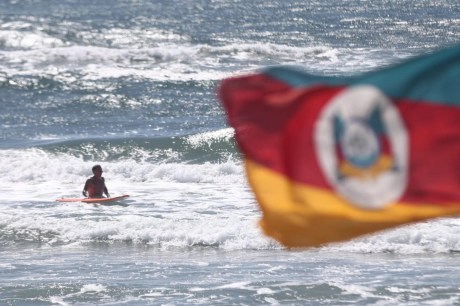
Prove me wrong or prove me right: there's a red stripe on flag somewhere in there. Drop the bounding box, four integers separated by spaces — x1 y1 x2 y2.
398 100 460 205
220 73 342 188
220 73 460 206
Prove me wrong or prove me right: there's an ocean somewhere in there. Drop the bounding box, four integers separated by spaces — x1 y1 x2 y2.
1 0 460 305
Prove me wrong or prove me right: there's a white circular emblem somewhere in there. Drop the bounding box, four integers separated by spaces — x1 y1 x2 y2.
314 85 408 210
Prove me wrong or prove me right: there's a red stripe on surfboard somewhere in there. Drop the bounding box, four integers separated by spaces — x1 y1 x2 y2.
56 195 130 203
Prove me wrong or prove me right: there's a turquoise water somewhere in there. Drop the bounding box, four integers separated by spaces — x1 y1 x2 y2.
1 0 460 304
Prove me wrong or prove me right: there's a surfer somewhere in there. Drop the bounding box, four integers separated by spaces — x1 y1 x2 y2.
82 165 110 198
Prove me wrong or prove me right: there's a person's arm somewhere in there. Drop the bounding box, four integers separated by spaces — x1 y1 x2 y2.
102 178 110 198
82 180 89 197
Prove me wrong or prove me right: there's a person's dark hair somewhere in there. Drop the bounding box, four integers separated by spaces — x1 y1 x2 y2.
92 165 103 173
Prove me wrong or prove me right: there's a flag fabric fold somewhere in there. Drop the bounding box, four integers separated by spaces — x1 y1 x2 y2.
219 44 460 248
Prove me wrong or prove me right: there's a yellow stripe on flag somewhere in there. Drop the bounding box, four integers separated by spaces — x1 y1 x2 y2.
246 159 460 248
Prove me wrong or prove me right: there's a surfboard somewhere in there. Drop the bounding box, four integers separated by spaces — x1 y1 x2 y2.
56 195 130 203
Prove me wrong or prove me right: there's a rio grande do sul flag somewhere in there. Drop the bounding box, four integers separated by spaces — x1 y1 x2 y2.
219 45 460 248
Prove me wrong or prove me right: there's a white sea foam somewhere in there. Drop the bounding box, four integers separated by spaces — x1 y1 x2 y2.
80 284 108 293
0 147 272 250
49 297 70 306
1 146 460 253
327 218 460 254
186 128 234 148
0 29 410 82
0 30 65 49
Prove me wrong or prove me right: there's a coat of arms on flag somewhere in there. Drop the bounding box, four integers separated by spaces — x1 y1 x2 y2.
316 85 408 210
219 44 460 248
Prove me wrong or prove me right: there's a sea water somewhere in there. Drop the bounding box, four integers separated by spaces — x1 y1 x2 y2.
1 0 460 305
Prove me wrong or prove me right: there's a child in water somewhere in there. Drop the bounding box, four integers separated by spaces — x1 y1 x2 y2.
82 165 110 198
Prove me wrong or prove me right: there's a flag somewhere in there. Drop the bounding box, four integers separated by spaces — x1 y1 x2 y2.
219 44 460 248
